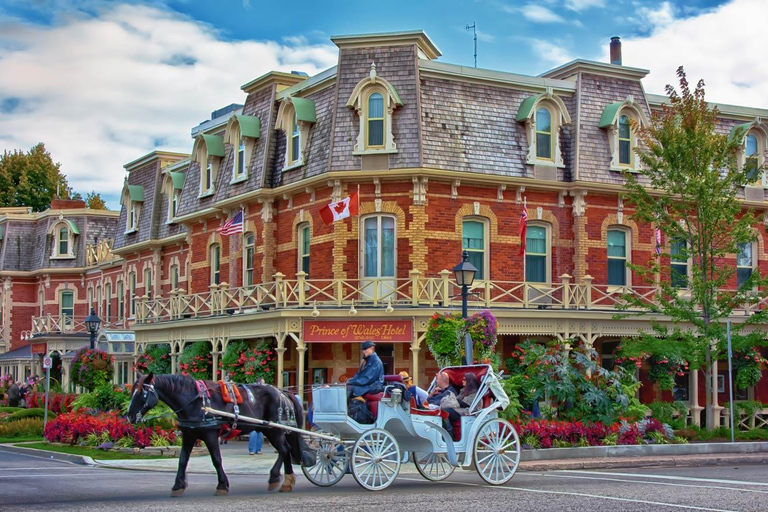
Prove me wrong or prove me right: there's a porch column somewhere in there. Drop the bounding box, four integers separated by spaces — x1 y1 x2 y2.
276 347 287 388
411 333 425 387
708 360 723 429
212 351 220 380
688 369 702 427
61 359 71 390
296 342 307 404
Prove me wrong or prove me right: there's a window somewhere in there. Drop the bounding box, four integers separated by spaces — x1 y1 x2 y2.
673 372 689 401
129 272 137 316
204 159 213 193
58 227 69 256
234 138 246 179
517 93 571 167
363 216 396 279
87 287 93 310
670 239 688 288
535 108 552 160
607 229 628 286
171 191 180 219
60 290 74 320
38 289 44 316
51 221 75 258
96 285 102 316
367 92 384 148
277 97 316 168
618 115 632 166
105 283 112 321
144 268 152 300
746 134 759 183
117 281 124 320
171 264 179 290
290 112 300 164
737 242 755 288
525 226 548 283
210 244 221 285
243 234 255 286
462 220 486 280
297 224 311 276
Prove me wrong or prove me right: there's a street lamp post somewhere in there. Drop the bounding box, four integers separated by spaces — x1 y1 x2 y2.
453 250 477 365
84 308 101 350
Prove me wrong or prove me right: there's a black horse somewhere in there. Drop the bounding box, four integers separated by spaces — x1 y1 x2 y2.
126 373 314 497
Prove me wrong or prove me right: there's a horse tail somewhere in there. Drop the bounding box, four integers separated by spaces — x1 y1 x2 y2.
284 392 316 467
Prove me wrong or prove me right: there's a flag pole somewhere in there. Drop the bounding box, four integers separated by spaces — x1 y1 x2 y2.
522 197 527 281
357 184 361 278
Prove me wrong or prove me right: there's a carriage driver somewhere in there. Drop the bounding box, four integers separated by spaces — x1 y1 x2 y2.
346 340 384 400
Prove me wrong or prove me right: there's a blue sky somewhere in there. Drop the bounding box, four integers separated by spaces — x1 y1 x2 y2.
0 0 764 208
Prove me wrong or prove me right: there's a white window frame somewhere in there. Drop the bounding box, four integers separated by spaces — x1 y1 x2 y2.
60 290 74 322
144 267 152 300
129 272 137 317
737 241 757 289
346 66 402 156
171 264 180 291
525 222 551 284
117 280 124 320
105 282 112 321
607 227 631 289
96 284 102 317
50 221 75 259
518 93 571 168
243 234 255 287
297 223 310 277
670 238 691 289
741 129 767 187
462 217 489 281
534 107 553 162
601 98 649 172
360 214 398 279
210 244 221 286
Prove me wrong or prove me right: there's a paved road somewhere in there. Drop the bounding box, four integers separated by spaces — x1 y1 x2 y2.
1 447 767 511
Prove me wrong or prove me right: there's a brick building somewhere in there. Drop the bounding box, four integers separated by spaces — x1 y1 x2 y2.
3 31 768 426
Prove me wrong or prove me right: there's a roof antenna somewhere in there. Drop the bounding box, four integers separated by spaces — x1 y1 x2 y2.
466 21 477 68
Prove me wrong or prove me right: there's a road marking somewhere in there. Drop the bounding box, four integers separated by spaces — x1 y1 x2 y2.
545 472 768 494
555 470 768 487
0 473 97 478
0 467 76 471
398 477 739 512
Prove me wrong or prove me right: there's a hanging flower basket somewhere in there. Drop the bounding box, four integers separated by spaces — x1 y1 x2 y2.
647 355 688 391
178 342 212 379
425 310 498 368
71 348 114 392
732 347 767 390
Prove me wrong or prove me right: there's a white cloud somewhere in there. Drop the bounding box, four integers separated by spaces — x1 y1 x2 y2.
636 1 676 31
0 4 338 207
613 0 768 108
529 39 574 66
564 0 605 11
508 4 566 23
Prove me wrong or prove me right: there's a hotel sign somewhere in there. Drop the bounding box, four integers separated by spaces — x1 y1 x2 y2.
31 343 47 355
303 319 413 343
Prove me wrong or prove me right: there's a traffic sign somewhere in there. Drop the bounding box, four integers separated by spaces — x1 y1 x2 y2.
43 356 52 369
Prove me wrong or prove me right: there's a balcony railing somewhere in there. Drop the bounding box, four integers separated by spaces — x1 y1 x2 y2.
86 238 119 267
130 271 766 325
28 314 128 337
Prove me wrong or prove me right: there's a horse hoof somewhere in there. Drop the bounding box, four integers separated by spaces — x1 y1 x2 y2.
267 477 283 493
279 474 296 493
215 489 229 496
170 489 185 498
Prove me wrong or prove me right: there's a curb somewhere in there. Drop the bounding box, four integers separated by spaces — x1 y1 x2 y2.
520 441 768 461
519 452 768 472
0 444 95 466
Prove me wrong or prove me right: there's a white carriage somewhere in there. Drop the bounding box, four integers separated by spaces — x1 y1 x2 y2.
302 364 521 491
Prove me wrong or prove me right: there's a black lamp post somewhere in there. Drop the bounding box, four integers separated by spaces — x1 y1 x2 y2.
453 250 477 364
84 308 101 350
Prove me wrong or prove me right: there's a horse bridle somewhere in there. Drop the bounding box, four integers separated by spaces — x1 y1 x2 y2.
134 383 159 423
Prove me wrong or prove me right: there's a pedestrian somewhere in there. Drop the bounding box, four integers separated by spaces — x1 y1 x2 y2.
8 381 20 407
249 378 265 455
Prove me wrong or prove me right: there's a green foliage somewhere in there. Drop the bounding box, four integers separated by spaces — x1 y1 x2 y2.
85 191 108 210
0 143 69 212
115 436 135 448
178 342 212 379
647 355 688 391
71 383 131 413
647 401 688 430
0 407 24 413
730 348 768 389
220 339 277 384
497 374 523 421
425 311 499 368
425 313 463 367
0 418 43 438
735 428 768 441
134 344 172 375
5 408 55 422
617 67 768 428
70 348 114 391
723 400 765 419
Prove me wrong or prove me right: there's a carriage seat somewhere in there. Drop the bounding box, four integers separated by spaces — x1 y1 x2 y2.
362 375 404 418
439 365 493 441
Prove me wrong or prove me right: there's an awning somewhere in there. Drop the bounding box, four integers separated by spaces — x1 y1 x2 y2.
291 97 317 123
170 171 186 190
729 122 753 142
126 184 145 202
598 101 625 128
237 114 260 139
516 94 543 122
65 219 80 235
201 134 226 157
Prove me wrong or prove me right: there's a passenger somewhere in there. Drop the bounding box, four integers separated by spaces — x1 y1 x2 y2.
425 371 458 438
443 372 480 430
346 340 384 400
399 371 427 407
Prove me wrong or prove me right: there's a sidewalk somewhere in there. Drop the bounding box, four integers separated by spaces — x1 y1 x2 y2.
14 438 765 475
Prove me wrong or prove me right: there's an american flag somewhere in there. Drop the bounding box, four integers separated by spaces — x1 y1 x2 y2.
519 201 528 256
218 210 244 235
655 227 662 255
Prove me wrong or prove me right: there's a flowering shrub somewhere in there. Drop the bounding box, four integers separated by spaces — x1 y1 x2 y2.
0 374 12 394
513 419 618 448
178 342 212 379
618 417 674 445
425 310 499 368
221 340 277 384
70 348 114 391
44 410 177 448
26 392 77 413
732 347 767 390
647 355 688 391
134 344 172 375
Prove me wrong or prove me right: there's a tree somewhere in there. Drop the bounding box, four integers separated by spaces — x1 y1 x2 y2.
619 67 768 429
0 143 69 212
85 191 108 210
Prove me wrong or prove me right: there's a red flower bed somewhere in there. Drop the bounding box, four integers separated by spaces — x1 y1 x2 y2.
43 410 177 448
512 419 618 448
26 392 77 413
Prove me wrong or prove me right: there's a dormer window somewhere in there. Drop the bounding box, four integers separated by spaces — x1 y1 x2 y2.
347 63 403 155
49 219 78 259
517 90 571 168
731 120 766 187
599 96 649 171
163 170 186 223
122 184 144 233
235 139 245 178
276 98 315 170
192 134 225 197
224 114 259 183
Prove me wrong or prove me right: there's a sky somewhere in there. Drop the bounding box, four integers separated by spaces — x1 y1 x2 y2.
0 0 766 209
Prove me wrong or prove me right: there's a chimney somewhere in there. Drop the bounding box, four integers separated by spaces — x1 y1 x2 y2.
610 36 622 66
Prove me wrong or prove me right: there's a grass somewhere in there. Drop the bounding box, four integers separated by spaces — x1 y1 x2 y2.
0 436 44 443
15 442 167 460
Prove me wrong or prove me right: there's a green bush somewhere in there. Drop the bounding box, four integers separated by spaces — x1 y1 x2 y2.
71 383 131 413
6 408 55 421
647 401 688 430
735 429 768 441
0 417 43 437
0 407 23 413
70 348 114 391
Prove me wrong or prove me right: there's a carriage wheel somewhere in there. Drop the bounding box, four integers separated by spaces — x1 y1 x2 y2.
351 429 401 491
473 418 520 485
301 434 348 487
413 452 455 481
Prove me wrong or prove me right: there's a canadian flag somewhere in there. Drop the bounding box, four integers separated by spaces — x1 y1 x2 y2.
319 193 359 224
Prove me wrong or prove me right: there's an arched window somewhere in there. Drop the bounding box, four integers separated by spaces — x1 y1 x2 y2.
607 229 629 286
170 264 180 290
525 225 548 283
51 220 76 258
462 219 487 280
60 290 74 321
298 224 310 276
618 115 632 166
746 134 759 181
243 234 255 287
210 244 221 285
105 282 112 322
670 239 688 288
737 242 756 288
535 108 552 160
234 138 246 179
129 272 137 317
367 92 384 148
58 227 69 256
144 267 152 300
290 112 300 164
96 285 102 316
117 281 124 320
361 215 396 300
172 190 180 218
